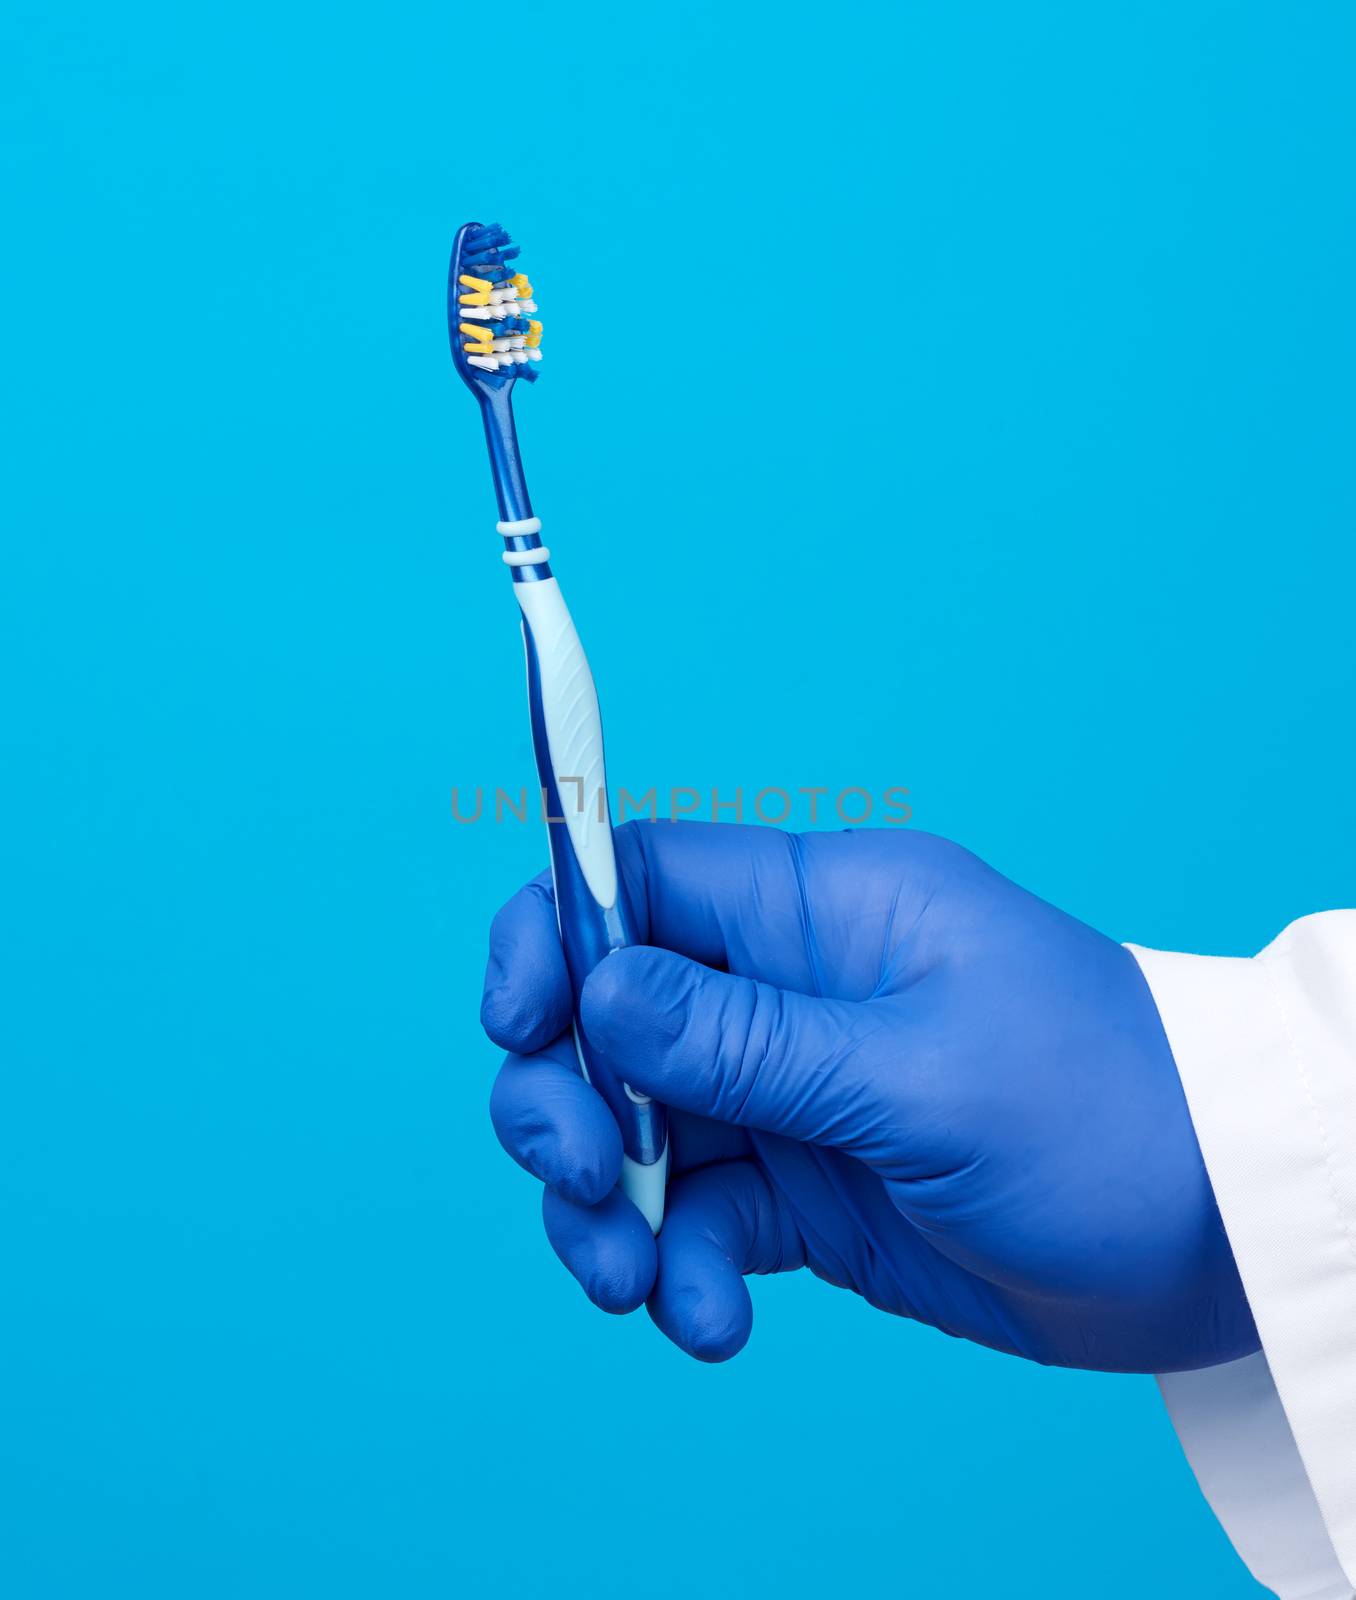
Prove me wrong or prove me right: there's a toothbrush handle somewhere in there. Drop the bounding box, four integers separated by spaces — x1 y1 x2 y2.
512 566 669 1233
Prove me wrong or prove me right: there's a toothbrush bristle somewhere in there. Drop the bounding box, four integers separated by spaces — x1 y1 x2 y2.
451 222 542 382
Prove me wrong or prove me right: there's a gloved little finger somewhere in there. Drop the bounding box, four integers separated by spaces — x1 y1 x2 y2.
647 1161 803 1363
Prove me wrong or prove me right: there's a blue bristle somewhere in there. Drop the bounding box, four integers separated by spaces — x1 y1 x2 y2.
449 220 538 391
462 223 523 282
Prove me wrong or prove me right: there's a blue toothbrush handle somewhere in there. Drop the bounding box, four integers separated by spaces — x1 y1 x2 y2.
513 560 669 1233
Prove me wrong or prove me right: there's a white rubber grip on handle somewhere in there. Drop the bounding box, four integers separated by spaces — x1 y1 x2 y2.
513 576 618 911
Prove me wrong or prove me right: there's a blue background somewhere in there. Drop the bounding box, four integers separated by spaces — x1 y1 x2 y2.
3 2 1354 1594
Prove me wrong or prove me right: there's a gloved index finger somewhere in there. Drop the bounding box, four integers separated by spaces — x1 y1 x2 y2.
622 822 949 1001
483 818 868 1056
481 870 573 1054
620 820 823 994
482 821 815 1057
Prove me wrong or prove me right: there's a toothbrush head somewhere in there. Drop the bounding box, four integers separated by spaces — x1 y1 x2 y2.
448 222 543 396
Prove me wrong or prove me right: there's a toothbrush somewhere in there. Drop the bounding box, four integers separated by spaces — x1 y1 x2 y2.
448 221 668 1233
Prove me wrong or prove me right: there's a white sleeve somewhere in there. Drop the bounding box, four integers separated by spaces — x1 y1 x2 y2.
1129 912 1356 1599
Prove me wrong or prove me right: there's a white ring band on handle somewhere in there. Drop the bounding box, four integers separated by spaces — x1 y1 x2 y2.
497 516 542 536
502 547 551 566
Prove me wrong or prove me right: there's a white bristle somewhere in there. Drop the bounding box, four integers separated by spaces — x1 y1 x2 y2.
459 254 539 375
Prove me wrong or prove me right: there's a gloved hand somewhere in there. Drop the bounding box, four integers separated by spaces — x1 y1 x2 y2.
482 823 1257 1373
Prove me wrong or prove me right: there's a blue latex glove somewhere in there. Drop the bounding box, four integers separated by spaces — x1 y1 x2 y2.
482 823 1257 1373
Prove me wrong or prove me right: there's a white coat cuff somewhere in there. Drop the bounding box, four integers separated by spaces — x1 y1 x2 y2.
1131 915 1356 1598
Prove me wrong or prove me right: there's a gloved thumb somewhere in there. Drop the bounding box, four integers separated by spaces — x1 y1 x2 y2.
581 946 906 1164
